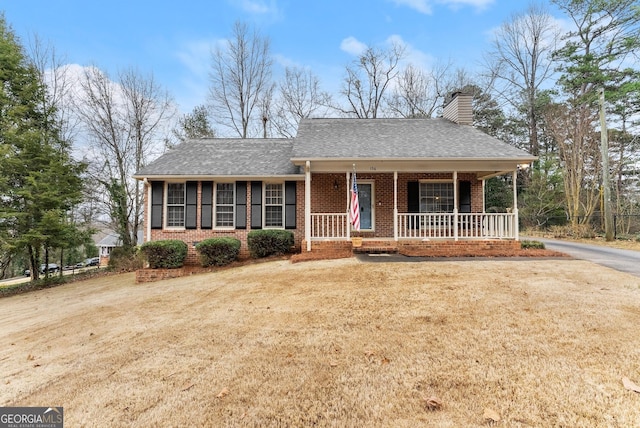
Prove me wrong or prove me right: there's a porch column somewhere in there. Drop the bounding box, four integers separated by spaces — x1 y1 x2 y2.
482 179 486 213
393 171 398 241
305 161 311 251
346 171 351 240
513 169 519 241
453 171 458 241
145 178 151 243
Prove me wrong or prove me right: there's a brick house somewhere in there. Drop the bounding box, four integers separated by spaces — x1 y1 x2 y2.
133 93 536 262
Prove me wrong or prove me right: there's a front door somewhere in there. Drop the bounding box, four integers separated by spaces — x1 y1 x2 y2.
358 183 373 230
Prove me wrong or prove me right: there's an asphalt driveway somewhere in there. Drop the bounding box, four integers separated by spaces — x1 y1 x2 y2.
357 238 640 278
533 237 640 278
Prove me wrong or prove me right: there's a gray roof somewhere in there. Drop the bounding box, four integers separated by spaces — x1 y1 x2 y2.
292 118 535 160
134 119 535 179
135 138 300 177
97 230 144 247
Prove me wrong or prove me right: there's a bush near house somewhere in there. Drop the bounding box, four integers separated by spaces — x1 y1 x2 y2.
140 240 188 269
108 246 144 271
195 238 241 267
520 240 545 250
247 230 294 258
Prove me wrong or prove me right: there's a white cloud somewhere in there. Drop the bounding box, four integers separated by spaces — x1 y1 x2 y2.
228 0 282 18
391 0 432 14
176 39 214 80
340 37 368 56
390 0 495 14
438 0 494 10
386 35 436 71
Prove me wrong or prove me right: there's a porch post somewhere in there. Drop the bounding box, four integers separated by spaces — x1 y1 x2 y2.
145 178 151 243
305 161 311 251
482 179 486 213
513 169 519 240
453 171 458 241
393 171 398 241
346 171 351 240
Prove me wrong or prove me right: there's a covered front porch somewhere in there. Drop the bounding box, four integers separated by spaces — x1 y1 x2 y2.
302 165 521 252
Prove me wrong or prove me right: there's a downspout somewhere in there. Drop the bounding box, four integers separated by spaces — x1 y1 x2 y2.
305 161 311 251
144 178 151 243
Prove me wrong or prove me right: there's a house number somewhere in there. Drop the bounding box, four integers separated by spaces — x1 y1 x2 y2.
369 166 377 171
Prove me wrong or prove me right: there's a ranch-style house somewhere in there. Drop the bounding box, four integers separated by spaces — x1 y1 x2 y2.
133 92 536 262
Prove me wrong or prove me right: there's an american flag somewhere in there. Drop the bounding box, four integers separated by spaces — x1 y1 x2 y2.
350 170 360 231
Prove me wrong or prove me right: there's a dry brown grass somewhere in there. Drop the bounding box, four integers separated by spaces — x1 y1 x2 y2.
1 258 640 427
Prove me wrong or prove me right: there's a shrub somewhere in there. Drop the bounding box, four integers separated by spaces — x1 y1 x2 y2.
520 240 545 250
247 230 294 258
196 238 241 267
549 224 596 239
140 240 188 269
108 246 144 272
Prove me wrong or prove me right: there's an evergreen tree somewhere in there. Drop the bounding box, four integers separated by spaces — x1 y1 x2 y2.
0 15 85 281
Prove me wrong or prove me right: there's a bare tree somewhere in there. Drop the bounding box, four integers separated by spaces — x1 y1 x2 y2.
385 61 475 118
75 66 175 247
484 2 560 157
209 21 273 138
544 101 601 225
28 37 79 143
338 42 405 118
270 67 332 138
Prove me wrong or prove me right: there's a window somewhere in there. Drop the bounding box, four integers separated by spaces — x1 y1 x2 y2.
166 183 185 227
215 183 235 227
264 183 284 228
420 182 454 213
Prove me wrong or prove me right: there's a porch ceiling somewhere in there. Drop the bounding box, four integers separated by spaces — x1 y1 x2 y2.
293 158 529 178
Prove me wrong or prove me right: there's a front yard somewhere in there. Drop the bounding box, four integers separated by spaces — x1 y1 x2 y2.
1 258 639 426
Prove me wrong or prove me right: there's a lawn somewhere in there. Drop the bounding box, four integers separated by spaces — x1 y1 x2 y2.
1 257 639 427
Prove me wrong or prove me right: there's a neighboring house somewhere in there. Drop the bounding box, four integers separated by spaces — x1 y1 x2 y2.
97 230 144 266
133 93 536 263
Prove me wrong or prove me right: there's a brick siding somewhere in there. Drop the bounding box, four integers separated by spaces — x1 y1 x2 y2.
144 181 305 265
142 173 501 263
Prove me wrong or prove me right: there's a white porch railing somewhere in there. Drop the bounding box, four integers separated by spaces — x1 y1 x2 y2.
457 213 516 239
310 213 349 239
397 213 516 239
310 212 516 240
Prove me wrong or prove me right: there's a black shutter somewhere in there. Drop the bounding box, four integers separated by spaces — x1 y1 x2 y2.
151 181 164 229
201 181 213 229
235 181 247 229
285 181 296 229
407 181 420 229
459 181 471 213
251 181 262 229
185 181 198 229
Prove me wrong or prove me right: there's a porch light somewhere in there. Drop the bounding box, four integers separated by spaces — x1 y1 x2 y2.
333 179 339 190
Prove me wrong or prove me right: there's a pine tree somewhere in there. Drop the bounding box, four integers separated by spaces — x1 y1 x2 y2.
0 14 85 281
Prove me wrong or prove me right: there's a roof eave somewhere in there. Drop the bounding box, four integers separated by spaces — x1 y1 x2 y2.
133 173 306 181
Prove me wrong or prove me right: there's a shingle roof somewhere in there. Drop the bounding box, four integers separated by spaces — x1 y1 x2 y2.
135 138 300 177
292 118 534 160
134 119 536 179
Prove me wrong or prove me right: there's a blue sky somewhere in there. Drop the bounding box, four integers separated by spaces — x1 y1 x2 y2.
2 0 565 115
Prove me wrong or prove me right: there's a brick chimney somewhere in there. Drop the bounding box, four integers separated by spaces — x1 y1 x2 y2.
443 91 473 125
